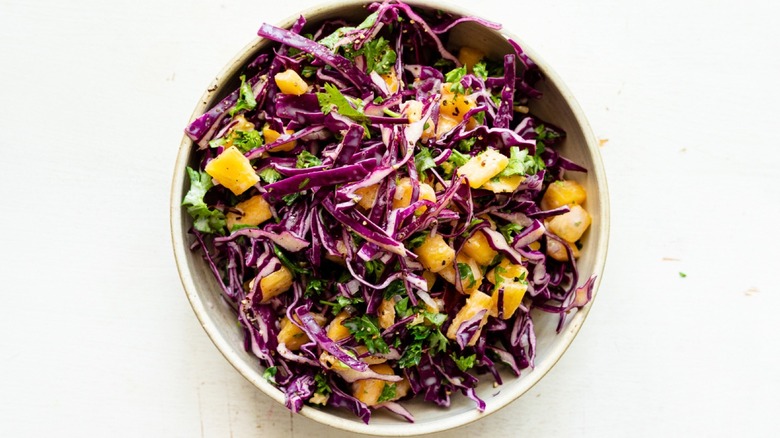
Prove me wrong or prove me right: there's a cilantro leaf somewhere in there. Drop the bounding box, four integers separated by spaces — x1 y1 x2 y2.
304 278 326 297
358 37 397 74
316 83 367 122
384 280 407 300
377 383 397 403
228 75 257 117
499 222 524 243
320 295 364 316
473 61 488 80
406 233 428 250
457 262 477 288
451 353 476 372
263 366 278 384
296 150 322 169
414 147 437 175
231 129 264 153
458 137 477 152
259 167 282 184
397 324 448 368
365 259 385 280
445 65 467 94
318 12 378 50
448 149 470 167
343 315 389 354
182 167 226 234
394 297 412 318
272 244 310 276
314 373 331 395
498 146 545 178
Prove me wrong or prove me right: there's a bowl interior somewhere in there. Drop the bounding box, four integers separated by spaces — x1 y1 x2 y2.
171 1 609 435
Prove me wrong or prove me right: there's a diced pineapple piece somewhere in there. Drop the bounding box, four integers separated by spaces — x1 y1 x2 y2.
439 86 476 122
402 100 423 123
445 291 492 346
548 205 591 243
277 314 326 350
529 241 541 251
258 266 293 302
326 311 352 341
355 185 379 210
435 115 460 138
413 234 455 273
439 253 483 293
226 195 273 230
546 237 581 262
393 177 436 214
262 125 296 152
274 69 309 96
462 231 499 266
482 175 524 193
489 281 527 319
541 180 587 210
204 146 259 195
422 271 437 291
486 258 528 285
457 47 485 73
352 364 399 406
378 299 395 329
381 69 400 94
457 148 509 189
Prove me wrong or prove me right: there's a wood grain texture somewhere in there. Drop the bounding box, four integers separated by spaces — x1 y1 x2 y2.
1 0 778 436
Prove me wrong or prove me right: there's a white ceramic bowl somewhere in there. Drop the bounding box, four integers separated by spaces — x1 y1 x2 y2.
171 1 609 435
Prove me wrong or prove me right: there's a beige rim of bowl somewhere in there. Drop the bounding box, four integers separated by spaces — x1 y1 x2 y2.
171 1 610 435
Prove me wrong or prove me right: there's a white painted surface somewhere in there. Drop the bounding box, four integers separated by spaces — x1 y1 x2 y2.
1 0 778 436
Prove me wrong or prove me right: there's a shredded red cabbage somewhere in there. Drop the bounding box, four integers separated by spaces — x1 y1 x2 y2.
183 0 596 423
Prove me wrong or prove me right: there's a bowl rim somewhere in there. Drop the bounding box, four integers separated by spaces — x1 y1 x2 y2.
170 1 610 435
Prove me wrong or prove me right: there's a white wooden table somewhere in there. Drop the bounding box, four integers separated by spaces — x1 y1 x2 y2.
1 0 778 436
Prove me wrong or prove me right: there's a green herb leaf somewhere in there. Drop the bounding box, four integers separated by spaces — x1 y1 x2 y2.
182 167 226 234
316 83 367 123
458 137 477 152
259 167 282 184
282 192 302 206
473 61 488 80
448 149 470 167
358 37 397 75
305 278 326 297
498 146 544 178
228 75 257 117
314 373 331 395
451 353 476 372
499 222 524 243
384 279 407 300
377 383 397 403
414 147 437 175
398 323 448 368
406 233 428 250
445 66 467 94
296 150 322 169
457 263 477 288
318 12 378 50
231 129 264 153
343 315 390 354
263 366 278 384
272 244 309 276
320 295 364 316
679 272 687 278
394 297 412 318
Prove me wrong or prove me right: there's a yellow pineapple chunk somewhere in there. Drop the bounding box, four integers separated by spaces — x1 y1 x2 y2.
457 47 485 72
274 69 309 96
204 146 259 195
548 205 591 243
446 291 492 346
490 281 527 319
381 69 400 94
392 177 436 214
402 100 423 123
541 180 587 210
378 299 396 329
355 185 379 210
439 253 483 294
226 195 273 230
352 364 400 406
546 238 580 262
258 266 293 302
422 271 437 291
413 234 455 273
262 125 296 152
277 314 326 350
462 231 499 266
439 85 477 122
221 114 256 148
482 175 524 193
326 311 352 341
486 258 528 285
457 148 509 189
435 115 460 138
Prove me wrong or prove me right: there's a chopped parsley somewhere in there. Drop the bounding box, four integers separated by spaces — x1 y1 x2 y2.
258 167 282 184
316 83 368 123
377 383 397 403
262 366 278 384
414 147 437 174
343 315 389 354
444 65 467 94
314 373 331 395
473 61 489 80
451 353 476 372
228 75 257 117
182 167 226 234
498 146 544 178
320 295 364 316
458 262 477 288
296 150 322 168
499 222 524 243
